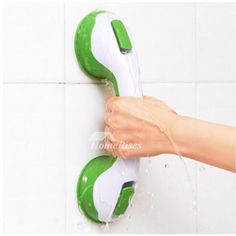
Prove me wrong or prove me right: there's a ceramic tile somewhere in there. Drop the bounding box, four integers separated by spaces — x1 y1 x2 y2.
197 83 236 126
196 3 236 82
3 3 64 82
3 84 65 233
196 164 236 233
65 84 112 233
142 83 196 117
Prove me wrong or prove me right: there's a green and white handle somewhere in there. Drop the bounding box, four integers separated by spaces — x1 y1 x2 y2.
75 10 142 223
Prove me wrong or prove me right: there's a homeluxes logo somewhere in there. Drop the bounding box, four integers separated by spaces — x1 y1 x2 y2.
89 132 107 150
89 131 142 151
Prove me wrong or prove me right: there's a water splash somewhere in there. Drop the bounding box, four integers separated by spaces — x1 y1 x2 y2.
101 222 110 232
138 99 198 224
144 157 152 177
199 165 206 172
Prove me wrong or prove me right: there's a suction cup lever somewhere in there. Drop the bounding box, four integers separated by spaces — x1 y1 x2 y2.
113 182 135 216
111 20 132 53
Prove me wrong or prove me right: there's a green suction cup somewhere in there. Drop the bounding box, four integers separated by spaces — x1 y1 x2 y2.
74 10 119 96
77 155 116 223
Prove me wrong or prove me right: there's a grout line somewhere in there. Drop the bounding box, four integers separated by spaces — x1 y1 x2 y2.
194 3 199 234
141 81 236 84
3 82 102 85
63 84 67 234
3 81 236 85
63 2 67 233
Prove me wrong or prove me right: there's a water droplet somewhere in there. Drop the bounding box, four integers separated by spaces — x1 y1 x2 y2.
101 222 110 232
199 165 206 172
148 158 152 164
139 101 199 221
145 161 151 176
126 214 132 220
77 221 82 229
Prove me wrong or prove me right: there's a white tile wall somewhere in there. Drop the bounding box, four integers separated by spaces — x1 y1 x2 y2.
65 84 112 233
3 85 65 233
3 2 236 234
3 3 64 83
197 83 236 126
196 3 236 82
142 83 196 116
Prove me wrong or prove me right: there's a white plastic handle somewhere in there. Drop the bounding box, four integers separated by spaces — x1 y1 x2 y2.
91 12 142 222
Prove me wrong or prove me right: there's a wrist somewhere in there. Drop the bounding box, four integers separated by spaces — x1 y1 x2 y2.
170 115 192 157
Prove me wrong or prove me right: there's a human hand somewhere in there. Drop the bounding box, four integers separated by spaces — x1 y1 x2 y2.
104 96 180 159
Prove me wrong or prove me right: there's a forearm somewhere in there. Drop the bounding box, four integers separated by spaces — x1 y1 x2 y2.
172 116 236 172
104 96 236 171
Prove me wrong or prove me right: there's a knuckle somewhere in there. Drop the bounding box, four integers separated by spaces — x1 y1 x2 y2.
111 118 121 129
107 117 121 129
106 96 119 111
105 113 112 126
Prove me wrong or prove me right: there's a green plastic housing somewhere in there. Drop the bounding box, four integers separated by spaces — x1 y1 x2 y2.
74 10 119 96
